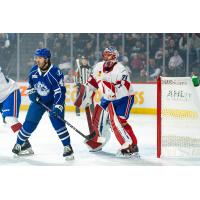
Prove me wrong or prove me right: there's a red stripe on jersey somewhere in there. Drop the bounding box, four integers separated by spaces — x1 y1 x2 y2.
87 75 99 89
123 80 130 91
116 80 130 91
103 81 116 94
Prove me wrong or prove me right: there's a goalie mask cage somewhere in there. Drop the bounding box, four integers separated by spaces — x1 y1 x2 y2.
157 76 200 158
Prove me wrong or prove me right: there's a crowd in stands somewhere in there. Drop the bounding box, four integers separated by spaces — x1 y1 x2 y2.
1 33 200 82
0 33 16 70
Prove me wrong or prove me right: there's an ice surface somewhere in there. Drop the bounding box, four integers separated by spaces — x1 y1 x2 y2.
0 111 200 166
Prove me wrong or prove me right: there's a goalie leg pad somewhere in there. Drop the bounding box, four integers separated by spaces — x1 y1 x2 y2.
92 104 111 142
117 117 137 145
85 104 111 151
108 103 133 146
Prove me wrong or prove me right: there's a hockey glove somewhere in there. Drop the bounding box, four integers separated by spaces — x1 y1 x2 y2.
27 88 40 103
50 105 64 118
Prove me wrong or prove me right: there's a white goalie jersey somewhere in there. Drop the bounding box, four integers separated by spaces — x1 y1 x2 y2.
92 61 134 101
0 69 19 103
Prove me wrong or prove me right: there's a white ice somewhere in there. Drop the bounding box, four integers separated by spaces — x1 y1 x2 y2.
0 111 200 166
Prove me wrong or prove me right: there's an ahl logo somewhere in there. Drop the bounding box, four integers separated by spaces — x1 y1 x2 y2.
35 81 50 96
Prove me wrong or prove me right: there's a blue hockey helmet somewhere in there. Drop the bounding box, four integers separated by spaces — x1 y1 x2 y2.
34 48 51 59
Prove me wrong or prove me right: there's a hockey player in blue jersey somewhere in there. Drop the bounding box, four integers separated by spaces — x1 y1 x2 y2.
12 48 74 160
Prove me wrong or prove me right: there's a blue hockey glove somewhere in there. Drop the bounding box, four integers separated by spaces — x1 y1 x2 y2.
27 88 40 103
50 105 64 118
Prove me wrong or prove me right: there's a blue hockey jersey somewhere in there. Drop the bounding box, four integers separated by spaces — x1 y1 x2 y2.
28 64 66 105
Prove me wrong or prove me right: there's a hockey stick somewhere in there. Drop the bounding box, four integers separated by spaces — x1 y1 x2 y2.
75 59 81 115
38 101 96 140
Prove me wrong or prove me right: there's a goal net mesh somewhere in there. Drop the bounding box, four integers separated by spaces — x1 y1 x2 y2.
161 77 200 157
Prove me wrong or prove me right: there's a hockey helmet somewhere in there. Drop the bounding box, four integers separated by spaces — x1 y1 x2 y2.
34 48 51 59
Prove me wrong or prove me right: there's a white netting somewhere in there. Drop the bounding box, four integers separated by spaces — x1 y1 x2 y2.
161 77 200 157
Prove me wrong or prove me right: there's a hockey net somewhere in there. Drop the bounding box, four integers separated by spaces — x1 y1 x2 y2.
157 76 200 158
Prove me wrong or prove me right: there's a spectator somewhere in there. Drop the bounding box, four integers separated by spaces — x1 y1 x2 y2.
54 33 66 50
149 34 162 57
148 58 161 80
178 33 189 62
84 41 95 58
64 68 75 83
168 50 184 76
0 33 10 67
132 40 145 54
166 38 176 58
191 33 200 63
51 41 63 65
58 55 72 74
155 48 168 67
179 33 188 51
45 33 55 49
131 53 145 75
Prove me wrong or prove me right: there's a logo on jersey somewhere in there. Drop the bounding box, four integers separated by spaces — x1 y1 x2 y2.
32 74 38 78
57 69 62 76
35 81 50 96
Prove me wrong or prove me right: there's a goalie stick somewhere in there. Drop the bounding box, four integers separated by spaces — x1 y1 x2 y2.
75 59 81 116
38 100 96 140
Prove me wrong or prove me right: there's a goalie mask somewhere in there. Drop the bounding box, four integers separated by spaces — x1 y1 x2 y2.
102 46 119 69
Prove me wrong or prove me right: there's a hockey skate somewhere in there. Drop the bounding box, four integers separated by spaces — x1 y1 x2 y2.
12 140 34 156
116 144 140 159
63 145 74 161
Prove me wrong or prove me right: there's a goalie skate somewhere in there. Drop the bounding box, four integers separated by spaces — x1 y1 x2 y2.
12 140 34 156
116 144 140 159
